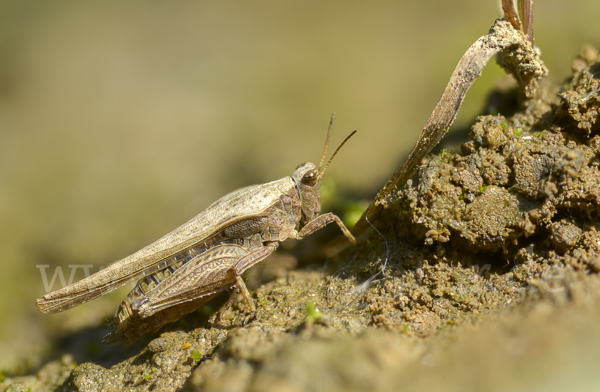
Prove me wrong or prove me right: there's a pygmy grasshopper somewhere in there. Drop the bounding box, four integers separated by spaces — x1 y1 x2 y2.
36 119 356 344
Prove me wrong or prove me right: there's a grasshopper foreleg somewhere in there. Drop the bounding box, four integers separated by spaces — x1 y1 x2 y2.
297 212 357 245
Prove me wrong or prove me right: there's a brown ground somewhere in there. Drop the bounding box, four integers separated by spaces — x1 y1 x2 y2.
3 43 599 392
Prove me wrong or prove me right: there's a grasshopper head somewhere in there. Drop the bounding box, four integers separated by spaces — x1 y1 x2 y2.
292 162 322 226
292 117 357 227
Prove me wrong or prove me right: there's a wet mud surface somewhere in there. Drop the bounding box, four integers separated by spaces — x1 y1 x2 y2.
3 46 600 392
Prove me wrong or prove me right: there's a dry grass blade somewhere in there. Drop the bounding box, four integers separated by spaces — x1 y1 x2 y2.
519 0 534 45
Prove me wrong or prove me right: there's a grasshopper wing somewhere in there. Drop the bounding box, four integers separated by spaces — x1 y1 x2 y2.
36 177 296 314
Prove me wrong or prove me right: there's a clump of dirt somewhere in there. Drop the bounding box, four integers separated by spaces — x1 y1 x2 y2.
394 46 600 260
3 47 600 392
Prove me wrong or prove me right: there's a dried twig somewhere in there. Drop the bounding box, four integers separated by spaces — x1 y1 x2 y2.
502 0 522 32
352 18 547 238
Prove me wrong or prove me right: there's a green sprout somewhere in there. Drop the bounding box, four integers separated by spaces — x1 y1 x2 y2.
305 300 322 329
191 349 203 363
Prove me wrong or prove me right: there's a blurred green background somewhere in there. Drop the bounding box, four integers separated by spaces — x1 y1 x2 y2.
1 0 598 367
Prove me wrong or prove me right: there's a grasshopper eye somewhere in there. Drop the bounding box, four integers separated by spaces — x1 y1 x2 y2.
302 169 318 186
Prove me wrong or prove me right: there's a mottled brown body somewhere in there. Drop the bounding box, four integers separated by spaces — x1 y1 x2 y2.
36 126 356 344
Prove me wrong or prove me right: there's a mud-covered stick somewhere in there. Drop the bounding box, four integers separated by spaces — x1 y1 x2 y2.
352 19 547 238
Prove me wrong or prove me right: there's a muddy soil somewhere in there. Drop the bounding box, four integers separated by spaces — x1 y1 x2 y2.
3 46 600 392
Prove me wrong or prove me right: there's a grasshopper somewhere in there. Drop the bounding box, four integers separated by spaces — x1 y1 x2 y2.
36 119 357 344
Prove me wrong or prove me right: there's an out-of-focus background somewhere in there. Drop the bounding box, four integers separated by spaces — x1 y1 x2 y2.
1 0 598 368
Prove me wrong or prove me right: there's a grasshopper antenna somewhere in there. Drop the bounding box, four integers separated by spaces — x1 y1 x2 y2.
317 130 357 181
318 113 335 171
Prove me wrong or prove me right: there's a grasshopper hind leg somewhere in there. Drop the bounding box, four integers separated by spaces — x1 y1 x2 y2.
216 243 279 323
105 242 278 343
